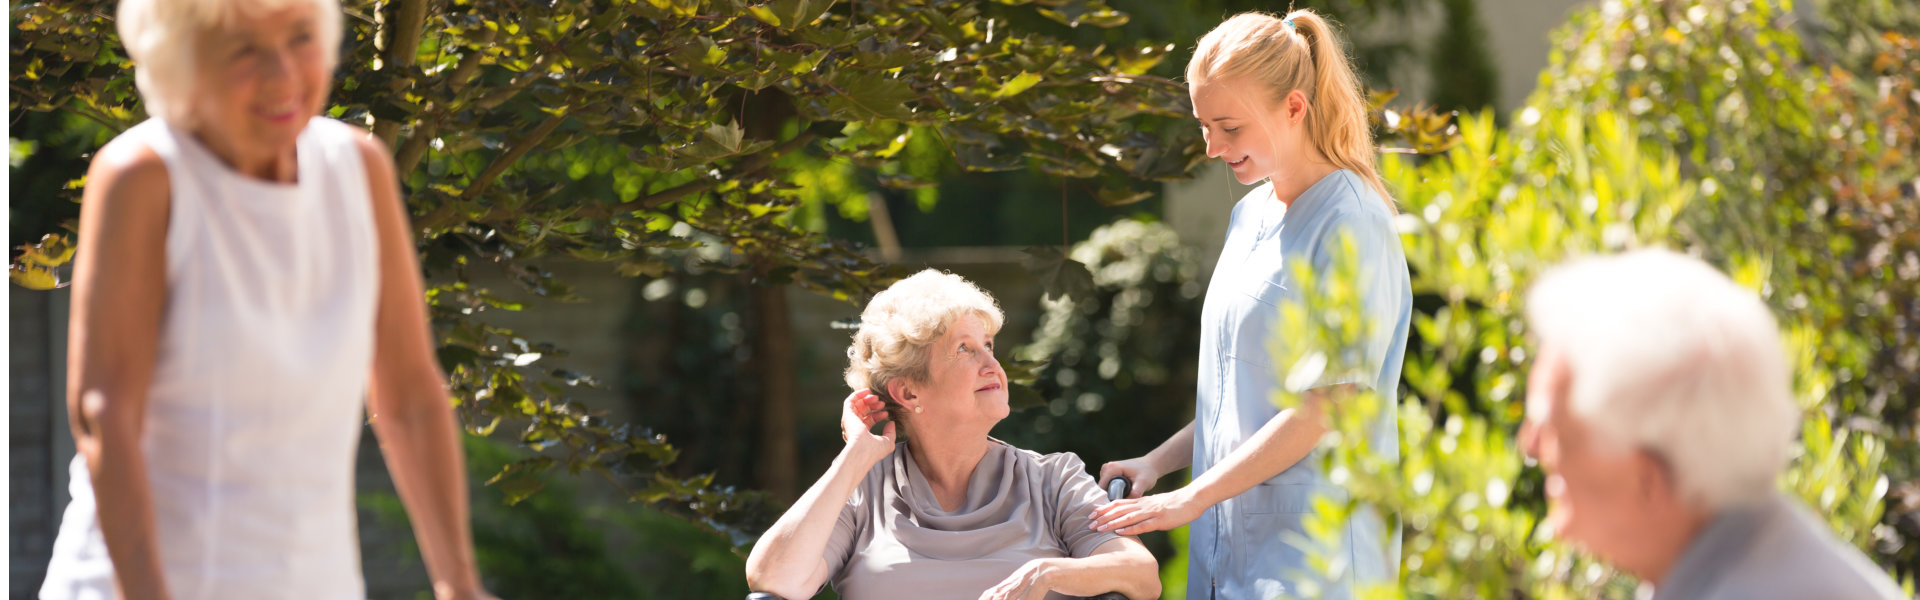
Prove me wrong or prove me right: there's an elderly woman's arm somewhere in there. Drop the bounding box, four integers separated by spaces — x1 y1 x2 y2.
358 136 493 600
746 390 895 598
67 141 174 600
981 537 1161 600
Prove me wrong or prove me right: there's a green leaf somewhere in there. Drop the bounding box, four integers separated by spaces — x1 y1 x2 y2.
991 71 1043 99
1117 43 1171 75
643 0 702 18
1007 383 1047 412
874 173 936 189
1095 186 1152 206
1020 246 1095 301
745 0 836 29
704 120 746 153
485 456 556 505
820 71 919 122
1035 1 1130 28
772 49 829 75
9 265 61 290
745 5 783 26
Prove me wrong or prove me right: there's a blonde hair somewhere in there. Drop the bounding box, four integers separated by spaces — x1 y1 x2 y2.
117 0 344 125
844 270 1005 428
1526 249 1798 512
1187 10 1395 213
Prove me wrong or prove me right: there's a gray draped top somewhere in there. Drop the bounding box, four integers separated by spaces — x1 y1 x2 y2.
821 440 1126 600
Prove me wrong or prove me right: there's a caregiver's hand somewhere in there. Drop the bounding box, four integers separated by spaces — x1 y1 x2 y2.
1088 490 1202 536
1098 458 1162 499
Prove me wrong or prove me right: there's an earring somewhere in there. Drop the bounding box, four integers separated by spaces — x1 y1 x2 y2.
914 406 924 414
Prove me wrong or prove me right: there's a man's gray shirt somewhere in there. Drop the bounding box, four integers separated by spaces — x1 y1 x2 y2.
1654 493 1905 600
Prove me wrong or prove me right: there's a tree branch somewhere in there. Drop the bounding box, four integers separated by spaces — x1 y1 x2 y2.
462 112 568 201
1088 73 1186 91
409 113 568 232
394 37 494 176
394 116 442 178
416 130 821 232
372 0 430 147
573 131 818 220
473 68 546 112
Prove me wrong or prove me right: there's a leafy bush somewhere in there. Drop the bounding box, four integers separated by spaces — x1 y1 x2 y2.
1281 103 1904 598
360 436 751 599
1531 0 1919 575
1011 219 1204 460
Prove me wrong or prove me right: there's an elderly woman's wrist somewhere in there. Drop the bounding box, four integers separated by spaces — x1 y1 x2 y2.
1033 557 1068 589
837 441 886 468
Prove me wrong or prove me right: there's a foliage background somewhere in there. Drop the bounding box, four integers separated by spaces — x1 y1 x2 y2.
9 0 1915 598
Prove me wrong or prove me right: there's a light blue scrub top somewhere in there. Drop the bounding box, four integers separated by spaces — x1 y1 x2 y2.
1189 170 1410 600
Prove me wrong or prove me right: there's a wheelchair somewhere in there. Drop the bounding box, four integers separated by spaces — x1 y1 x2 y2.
746 476 1136 600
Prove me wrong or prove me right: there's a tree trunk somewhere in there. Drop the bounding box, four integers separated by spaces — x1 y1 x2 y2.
866 192 903 262
752 281 799 503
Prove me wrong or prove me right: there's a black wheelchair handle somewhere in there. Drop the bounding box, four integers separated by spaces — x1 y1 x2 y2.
1106 475 1132 502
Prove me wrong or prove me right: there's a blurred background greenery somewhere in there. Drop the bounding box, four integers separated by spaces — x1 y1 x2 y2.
9 0 1915 598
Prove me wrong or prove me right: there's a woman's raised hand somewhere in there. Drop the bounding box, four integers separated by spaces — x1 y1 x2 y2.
841 389 897 466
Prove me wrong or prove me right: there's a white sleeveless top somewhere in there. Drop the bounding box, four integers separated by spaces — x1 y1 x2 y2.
41 117 380 600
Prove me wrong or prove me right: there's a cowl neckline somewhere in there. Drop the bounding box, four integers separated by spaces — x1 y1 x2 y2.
885 439 1043 560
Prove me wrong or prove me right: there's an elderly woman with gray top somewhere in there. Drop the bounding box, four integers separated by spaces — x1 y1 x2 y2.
1519 249 1904 600
745 270 1161 600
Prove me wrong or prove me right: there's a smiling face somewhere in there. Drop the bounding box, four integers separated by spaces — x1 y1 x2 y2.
1190 77 1308 186
894 313 1010 434
188 3 332 172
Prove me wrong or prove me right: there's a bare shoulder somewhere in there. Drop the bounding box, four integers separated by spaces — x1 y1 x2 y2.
335 122 403 227
76 132 171 287
84 134 170 221
337 122 397 180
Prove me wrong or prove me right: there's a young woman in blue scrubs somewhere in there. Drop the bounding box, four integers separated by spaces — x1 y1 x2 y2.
1087 9 1412 600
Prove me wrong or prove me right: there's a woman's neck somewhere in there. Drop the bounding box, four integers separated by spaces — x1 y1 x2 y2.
191 126 299 183
906 430 992 511
1265 149 1339 207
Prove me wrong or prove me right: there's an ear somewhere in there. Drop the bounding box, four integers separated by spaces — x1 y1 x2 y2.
1284 89 1312 125
885 378 916 406
1635 448 1677 505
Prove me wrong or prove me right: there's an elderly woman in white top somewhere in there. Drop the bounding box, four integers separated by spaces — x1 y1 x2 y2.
1520 249 1902 600
40 0 492 598
745 270 1161 600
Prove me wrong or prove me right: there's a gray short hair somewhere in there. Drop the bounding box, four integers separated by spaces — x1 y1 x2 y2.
844 269 1005 405
1525 248 1798 511
117 0 344 125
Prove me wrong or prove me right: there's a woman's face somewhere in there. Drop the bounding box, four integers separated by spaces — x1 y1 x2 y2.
1190 77 1302 186
190 3 332 166
900 314 1010 433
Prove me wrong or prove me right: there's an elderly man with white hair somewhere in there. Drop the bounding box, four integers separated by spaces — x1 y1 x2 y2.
1519 248 1903 599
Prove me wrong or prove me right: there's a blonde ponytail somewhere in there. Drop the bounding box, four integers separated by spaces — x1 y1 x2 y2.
1188 10 1396 213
